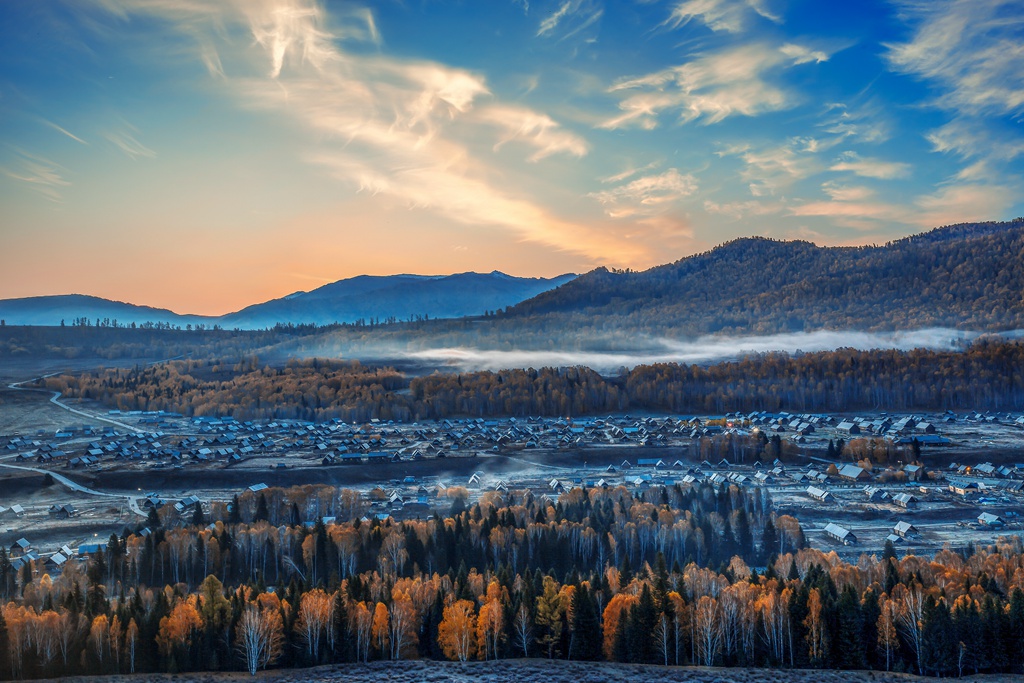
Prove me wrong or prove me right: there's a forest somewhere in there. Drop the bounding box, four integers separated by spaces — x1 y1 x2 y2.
42 339 1024 422
0 483 1022 680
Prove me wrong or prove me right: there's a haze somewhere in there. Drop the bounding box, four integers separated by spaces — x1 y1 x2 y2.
345 328 1019 374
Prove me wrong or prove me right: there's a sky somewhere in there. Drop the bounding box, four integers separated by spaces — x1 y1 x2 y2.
1 0 1022 315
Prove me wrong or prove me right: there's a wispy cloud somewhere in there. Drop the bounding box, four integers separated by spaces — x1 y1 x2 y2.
830 151 911 179
915 181 1016 228
664 0 782 34
104 126 155 159
588 168 697 218
536 0 603 40
886 0 1024 117
40 119 88 145
792 175 1016 229
600 161 661 185
477 104 589 161
821 181 875 202
1 148 71 201
717 140 819 196
817 102 891 145
779 43 828 65
600 42 828 129
85 0 645 263
703 198 783 220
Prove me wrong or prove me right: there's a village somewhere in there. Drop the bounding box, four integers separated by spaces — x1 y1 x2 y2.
3 403 1024 572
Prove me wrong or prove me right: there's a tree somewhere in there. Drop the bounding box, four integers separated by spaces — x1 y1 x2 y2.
156 599 202 665
126 618 139 674
438 599 477 662
388 590 418 660
89 614 109 670
568 583 601 661
894 582 925 675
534 576 565 659
235 603 283 675
877 594 899 671
371 602 389 659
693 595 721 666
602 592 638 661
296 588 332 663
351 602 373 663
513 603 532 658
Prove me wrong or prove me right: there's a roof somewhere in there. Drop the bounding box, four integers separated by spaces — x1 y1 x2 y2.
838 464 868 480
824 522 855 540
894 520 917 534
978 512 1004 525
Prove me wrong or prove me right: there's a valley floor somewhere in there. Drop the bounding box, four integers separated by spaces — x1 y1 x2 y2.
33 660 1020 683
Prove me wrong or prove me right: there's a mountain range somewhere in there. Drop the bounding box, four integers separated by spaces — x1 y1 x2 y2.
501 219 1024 336
4 219 1023 337
0 272 576 329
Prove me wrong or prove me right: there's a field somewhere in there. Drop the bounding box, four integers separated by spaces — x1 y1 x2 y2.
29 659 1024 683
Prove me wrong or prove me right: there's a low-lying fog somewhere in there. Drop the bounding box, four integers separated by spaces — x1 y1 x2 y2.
390 328 1024 374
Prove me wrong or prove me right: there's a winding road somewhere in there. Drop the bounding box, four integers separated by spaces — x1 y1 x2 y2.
7 374 143 433
2 374 147 515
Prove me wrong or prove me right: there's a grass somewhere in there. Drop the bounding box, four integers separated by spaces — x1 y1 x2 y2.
35 660 1021 683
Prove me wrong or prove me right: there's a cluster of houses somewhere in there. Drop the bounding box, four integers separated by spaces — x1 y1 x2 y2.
7 405 1024 478
6 536 107 574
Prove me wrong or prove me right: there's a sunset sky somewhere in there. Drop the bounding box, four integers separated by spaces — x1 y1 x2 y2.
2 0 1022 315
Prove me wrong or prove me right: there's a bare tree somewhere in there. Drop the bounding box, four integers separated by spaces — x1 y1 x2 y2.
235 604 283 676
513 604 532 657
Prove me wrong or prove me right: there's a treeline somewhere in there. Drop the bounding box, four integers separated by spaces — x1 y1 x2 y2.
1 484 1023 679
46 340 1024 421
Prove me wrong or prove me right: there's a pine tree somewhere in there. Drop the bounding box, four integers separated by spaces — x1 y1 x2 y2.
1008 588 1024 674
568 584 601 661
833 585 864 669
255 494 270 523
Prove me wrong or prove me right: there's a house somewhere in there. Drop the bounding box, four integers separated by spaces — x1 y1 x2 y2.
46 552 69 569
904 464 923 480
836 421 861 434
807 486 833 503
892 493 918 508
863 486 888 502
977 512 1005 527
174 495 201 513
637 458 665 468
49 503 77 519
838 464 871 482
893 520 919 538
824 523 857 545
9 538 31 556
248 483 269 493
949 482 979 497
77 542 108 556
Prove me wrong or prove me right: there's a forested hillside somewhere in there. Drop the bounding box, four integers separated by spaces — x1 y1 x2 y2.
46 340 1024 421
505 220 1024 336
1 484 1023 679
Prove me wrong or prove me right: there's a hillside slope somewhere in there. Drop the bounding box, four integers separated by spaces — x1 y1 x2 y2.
0 294 213 328
221 271 576 328
0 272 576 329
505 220 1024 335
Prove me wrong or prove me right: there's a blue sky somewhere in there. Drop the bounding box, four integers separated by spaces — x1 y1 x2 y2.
1 0 1022 314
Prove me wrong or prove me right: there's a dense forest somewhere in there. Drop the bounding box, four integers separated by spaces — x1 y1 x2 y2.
44 340 1024 422
1 484 1023 680
504 220 1024 336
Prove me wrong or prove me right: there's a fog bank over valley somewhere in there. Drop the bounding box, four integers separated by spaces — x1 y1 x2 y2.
378 328 1024 373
